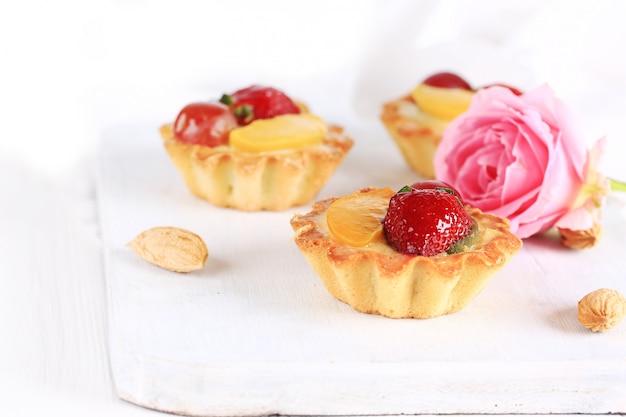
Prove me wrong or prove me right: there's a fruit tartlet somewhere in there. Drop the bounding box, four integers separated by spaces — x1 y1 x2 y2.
160 85 353 211
290 181 522 319
380 72 522 179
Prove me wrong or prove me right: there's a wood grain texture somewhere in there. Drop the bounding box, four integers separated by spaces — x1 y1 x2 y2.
97 124 626 416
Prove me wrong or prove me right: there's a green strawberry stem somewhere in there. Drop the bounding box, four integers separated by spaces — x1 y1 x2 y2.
219 94 233 105
610 178 626 192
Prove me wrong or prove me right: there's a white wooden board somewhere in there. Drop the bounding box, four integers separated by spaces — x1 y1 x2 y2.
97 122 626 416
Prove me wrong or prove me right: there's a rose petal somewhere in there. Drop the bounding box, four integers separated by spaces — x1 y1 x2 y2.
555 136 610 232
555 202 597 231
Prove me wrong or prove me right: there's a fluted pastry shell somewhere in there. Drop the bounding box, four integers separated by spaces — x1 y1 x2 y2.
290 188 522 319
160 123 353 211
380 95 448 179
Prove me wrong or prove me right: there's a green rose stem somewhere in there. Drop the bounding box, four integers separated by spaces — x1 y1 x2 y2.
610 178 626 192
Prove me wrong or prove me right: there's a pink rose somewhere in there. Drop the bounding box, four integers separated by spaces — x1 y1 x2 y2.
434 85 591 239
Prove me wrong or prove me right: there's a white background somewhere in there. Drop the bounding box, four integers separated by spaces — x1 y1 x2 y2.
2 0 626 415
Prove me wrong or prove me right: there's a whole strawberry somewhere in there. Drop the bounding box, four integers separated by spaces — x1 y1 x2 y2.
383 185 473 256
220 85 301 125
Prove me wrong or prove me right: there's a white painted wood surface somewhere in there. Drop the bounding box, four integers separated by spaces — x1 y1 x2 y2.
5 2 626 415
97 123 626 416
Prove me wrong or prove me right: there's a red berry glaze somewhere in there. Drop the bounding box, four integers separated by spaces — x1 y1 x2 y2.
422 72 473 91
221 85 300 125
173 102 238 147
383 187 473 256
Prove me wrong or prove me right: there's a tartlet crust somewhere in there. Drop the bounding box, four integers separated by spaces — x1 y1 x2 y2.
160 123 353 211
290 188 522 319
380 95 444 179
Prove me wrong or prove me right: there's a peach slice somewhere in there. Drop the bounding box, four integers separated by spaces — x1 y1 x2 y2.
326 187 395 247
411 84 474 121
229 113 327 152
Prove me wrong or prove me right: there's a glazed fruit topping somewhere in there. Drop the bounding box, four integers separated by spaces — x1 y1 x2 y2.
326 187 396 247
229 114 327 153
220 85 301 125
173 102 239 147
422 72 472 90
172 85 320 151
412 72 474 121
413 72 523 120
383 183 473 256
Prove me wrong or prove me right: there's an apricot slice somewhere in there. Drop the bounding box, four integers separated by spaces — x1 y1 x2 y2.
412 84 474 121
326 187 395 247
229 113 327 152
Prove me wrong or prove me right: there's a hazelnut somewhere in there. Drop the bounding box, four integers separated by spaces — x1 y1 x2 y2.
577 288 626 332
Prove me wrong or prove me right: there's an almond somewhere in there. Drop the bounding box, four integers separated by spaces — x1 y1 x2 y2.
127 226 208 273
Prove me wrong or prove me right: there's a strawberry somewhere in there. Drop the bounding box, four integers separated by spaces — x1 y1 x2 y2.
383 185 473 256
422 72 473 90
219 85 301 125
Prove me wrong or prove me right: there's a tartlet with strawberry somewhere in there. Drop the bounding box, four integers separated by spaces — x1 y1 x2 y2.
290 181 522 319
160 85 353 211
380 72 522 179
